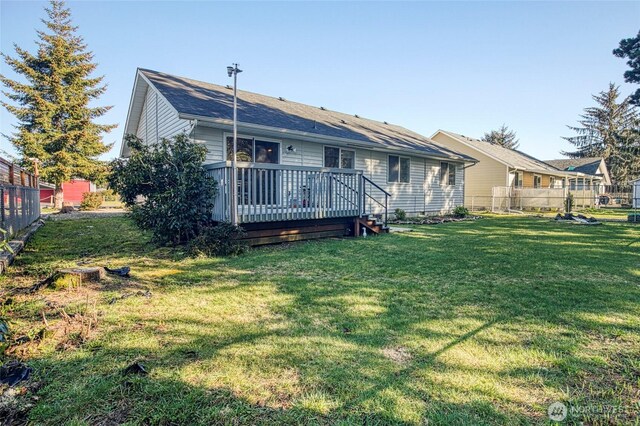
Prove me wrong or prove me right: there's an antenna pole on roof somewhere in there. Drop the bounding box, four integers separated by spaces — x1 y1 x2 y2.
227 63 243 226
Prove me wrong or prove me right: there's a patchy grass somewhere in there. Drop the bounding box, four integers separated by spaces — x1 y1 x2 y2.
1 215 639 425
575 207 638 220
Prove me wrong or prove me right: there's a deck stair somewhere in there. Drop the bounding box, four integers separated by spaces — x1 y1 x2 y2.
355 215 389 236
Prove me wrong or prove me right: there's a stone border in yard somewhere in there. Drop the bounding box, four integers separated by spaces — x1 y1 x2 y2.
0 219 44 275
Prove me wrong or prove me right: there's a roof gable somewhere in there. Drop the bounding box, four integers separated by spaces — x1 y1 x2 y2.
134 68 474 161
433 130 561 173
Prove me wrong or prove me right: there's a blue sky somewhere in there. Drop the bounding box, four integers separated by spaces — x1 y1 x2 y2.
1 1 638 161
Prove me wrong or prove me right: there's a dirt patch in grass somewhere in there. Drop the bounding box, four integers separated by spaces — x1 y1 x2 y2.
381 346 412 365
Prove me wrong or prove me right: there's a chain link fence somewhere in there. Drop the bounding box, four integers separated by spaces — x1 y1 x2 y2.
488 186 636 213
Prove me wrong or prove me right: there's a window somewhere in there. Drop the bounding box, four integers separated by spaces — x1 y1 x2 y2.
324 146 355 169
226 137 280 164
440 162 456 186
388 155 410 183
549 177 556 188
341 149 355 169
254 140 279 164
513 171 523 188
533 175 542 188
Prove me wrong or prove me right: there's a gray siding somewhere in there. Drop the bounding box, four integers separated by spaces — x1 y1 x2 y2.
199 125 465 215
135 87 190 144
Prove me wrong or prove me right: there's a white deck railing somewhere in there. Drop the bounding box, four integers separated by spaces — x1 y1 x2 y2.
205 162 364 224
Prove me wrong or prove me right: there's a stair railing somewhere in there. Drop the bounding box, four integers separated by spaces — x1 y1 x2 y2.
361 175 391 226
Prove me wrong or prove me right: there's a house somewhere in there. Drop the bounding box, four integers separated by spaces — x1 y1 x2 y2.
62 179 96 205
39 181 55 205
430 130 605 211
545 157 611 192
632 178 640 208
39 179 97 206
121 68 476 244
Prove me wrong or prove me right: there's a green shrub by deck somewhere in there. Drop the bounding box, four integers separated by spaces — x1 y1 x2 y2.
108 134 217 245
79 192 102 211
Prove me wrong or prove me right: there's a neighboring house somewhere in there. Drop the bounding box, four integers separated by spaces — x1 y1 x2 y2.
121 68 476 243
62 179 96 205
544 157 611 192
431 130 608 209
39 181 55 205
432 130 568 208
39 179 97 206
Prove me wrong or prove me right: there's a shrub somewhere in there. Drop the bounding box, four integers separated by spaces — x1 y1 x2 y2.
188 223 247 257
101 189 118 202
453 206 469 218
79 192 102 211
108 133 217 245
394 208 407 221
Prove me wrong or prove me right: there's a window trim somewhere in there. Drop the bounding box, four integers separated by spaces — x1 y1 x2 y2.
513 171 523 188
440 161 456 187
388 154 411 183
224 133 282 164
323 146 356 169
533 174 542 189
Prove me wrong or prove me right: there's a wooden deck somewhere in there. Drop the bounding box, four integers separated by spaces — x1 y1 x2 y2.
204 161 390 245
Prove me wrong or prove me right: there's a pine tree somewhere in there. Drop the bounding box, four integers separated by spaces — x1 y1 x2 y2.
613 30 640 106
1 0 115 207
562 83 640 183
481 124 520 149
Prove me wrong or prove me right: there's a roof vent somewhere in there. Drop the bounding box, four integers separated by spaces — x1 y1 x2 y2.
279 96 286 101
226 85 232 89
384 121 388 125
320 106 326 110
354 114 360 118
341 119 346 124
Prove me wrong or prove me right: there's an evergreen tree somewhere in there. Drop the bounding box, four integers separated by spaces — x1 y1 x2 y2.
1 0 115 207
481 124 520 149
562 83 640 183
613 30 640 106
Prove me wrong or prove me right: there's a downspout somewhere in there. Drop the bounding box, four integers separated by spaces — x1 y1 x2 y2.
461 162 477 209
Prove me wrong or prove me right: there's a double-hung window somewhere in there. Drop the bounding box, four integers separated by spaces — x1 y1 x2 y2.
388 155 410 183
440 162 456 186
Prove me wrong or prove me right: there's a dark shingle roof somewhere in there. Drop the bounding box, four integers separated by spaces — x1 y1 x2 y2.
139 69 474 161
544 158 603 175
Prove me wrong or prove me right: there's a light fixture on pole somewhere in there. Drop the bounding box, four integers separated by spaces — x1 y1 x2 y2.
227 63 243 226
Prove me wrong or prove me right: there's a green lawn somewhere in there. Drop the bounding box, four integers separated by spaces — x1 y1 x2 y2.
1 216 639 425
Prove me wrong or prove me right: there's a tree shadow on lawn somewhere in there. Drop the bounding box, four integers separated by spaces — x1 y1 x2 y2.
13 216 640 424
